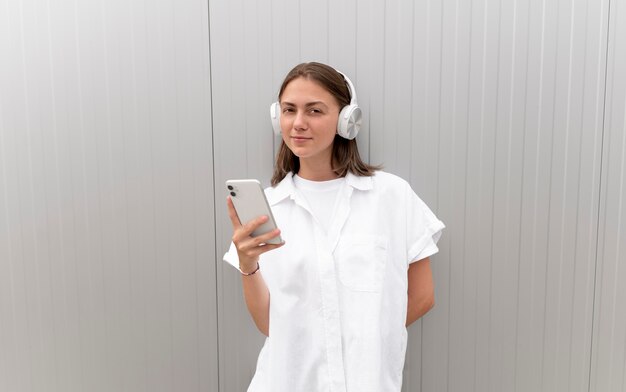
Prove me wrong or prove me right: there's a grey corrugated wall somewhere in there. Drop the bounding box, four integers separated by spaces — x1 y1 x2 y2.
1 0 625 391
0 0 217 391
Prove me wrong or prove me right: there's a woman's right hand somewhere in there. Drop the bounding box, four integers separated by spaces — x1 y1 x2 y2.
226 196 285 273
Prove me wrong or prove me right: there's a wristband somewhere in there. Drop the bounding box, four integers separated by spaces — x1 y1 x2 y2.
240 262 260 276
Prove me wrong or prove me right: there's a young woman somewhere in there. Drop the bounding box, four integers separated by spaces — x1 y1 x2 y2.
224 62 445 392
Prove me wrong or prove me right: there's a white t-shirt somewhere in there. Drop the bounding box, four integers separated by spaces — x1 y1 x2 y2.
224 171 445 392
293 174 344 232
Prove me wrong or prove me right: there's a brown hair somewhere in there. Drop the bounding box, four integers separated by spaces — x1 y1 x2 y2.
270 62 380 186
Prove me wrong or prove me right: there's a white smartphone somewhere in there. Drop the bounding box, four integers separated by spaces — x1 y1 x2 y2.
226 179 284 245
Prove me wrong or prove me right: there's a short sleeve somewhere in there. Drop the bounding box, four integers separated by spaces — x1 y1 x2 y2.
223 241 240 270
405 184 445 264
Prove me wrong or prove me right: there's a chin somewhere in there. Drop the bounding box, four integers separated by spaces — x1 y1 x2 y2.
288 147 312 158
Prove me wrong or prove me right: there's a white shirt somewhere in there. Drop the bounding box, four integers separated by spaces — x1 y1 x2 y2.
224 171 445 392
293 174 344 232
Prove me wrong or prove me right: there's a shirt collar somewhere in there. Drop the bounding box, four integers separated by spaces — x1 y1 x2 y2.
267 171 373 206
345 171 374 191
267 172 296 206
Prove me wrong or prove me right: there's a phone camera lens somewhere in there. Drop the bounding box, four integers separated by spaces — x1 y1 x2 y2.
227 185 233 190
230 192 236 197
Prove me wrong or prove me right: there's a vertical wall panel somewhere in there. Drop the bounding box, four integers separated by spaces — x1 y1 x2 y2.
0 2 36 390
210 0 275 389
590 0 626 390
0 0 217 391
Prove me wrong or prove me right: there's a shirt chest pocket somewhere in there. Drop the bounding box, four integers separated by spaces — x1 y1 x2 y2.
334 235 388 292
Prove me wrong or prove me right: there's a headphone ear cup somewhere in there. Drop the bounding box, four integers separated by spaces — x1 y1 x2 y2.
337 105 362 140
270 102 282 136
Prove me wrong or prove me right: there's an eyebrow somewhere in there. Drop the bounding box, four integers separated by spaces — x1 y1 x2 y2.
281 101 328 107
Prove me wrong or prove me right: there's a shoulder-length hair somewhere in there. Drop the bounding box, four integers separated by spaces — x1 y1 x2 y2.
270 62 380 186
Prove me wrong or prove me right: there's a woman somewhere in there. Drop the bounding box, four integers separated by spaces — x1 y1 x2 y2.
224 62 445 392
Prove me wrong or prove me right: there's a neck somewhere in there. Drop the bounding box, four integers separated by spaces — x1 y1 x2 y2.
297 156 338 181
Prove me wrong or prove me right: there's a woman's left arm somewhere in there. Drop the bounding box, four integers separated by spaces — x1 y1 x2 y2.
406 257 435 326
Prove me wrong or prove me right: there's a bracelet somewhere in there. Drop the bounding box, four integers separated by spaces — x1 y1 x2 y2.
239 262 260 276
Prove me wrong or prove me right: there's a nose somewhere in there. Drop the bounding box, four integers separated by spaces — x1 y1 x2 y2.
293 110 307 131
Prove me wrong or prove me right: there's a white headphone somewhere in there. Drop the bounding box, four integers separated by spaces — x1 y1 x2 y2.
269 70 362 140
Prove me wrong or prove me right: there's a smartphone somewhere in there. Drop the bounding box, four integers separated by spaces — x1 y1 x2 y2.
226 179 284 244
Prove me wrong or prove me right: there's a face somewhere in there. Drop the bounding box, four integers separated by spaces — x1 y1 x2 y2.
279 77 340 162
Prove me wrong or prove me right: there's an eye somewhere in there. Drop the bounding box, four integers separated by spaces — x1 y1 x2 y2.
282 107 295 114
309 108 323 114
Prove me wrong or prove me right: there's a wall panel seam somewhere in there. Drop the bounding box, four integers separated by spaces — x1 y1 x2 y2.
206 0 220 390
588 0 612 391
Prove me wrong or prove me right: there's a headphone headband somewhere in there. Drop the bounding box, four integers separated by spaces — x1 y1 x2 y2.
337 70 358 107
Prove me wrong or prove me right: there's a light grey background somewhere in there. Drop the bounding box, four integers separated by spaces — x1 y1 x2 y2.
1 0 625 391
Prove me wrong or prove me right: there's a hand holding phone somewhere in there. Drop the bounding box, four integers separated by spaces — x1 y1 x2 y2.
226 179 285 272
226 179 284 245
